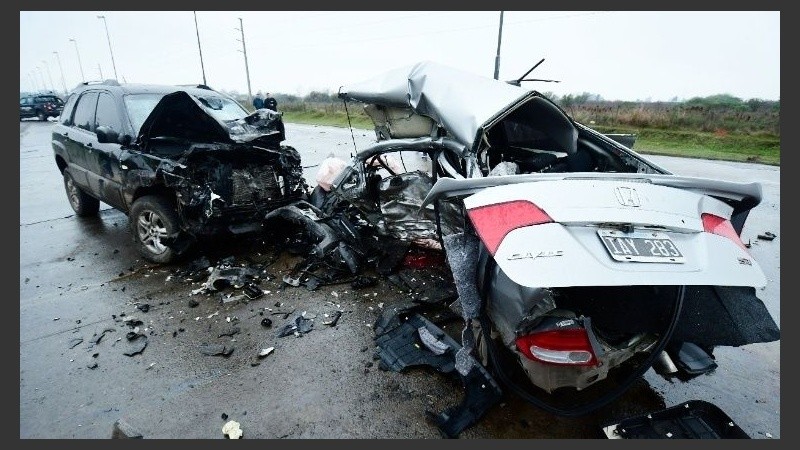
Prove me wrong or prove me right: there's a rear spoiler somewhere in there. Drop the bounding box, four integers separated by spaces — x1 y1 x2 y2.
421 172 762 209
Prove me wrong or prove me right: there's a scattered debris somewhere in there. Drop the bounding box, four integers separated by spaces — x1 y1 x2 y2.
87 362 98 370
276 315 314 337
757 231 777 241
351 275 378 290
222 420 243 439
218 326 241 338
68 338 84 349
89 328 116 345
112 419 143 439
243 283 263 299
123 335 148 357
322 311 342 327
136 303 151 313
199 343 234 356
53 317 60 321
258 347 275 358
261 318 273 328
221 413 228 420
188 299 200 308
374 310 501 438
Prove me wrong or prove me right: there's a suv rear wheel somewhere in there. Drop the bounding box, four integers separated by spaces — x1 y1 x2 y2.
129 195 180 264
37 110 46 121
63 172 100 216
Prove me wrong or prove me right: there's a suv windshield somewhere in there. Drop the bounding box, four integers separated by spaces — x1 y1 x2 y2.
35 96 63 104
123 92 249 134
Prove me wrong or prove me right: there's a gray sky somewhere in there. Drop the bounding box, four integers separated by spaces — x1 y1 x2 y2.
20 11 780 101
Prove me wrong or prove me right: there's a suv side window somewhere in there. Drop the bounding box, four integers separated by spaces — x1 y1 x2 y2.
72 92 99 132
95 93 123 133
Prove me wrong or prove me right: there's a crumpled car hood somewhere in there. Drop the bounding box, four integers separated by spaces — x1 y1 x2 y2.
339 61 546 152
137 90 283 145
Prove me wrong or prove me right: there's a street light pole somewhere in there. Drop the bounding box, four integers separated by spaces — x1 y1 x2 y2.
69 38 86 82
193 11 207 85
97 64 104 80
36 67 49 92
97 15 119 80
235 17 253 106
42 60 56 92
493 11 504 80
53 51 68 95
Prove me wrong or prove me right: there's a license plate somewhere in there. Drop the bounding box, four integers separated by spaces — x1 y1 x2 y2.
597 229 685 263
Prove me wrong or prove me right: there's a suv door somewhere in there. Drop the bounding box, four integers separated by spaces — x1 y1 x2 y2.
63 91 100 195
91 92 127 210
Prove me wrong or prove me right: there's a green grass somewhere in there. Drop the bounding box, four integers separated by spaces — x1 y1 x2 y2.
278 112 780 166
592 126 780 166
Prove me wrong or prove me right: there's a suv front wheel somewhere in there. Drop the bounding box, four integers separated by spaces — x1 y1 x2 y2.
63 172 100 217
129 195 181 264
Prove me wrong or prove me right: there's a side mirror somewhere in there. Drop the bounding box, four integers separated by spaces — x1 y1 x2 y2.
96 126 119 144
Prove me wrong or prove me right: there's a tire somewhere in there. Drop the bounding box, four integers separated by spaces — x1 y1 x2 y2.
129 195 181 264
63 171 100 217
37 110 46 121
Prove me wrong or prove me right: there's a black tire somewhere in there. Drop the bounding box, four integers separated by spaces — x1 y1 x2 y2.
129 195 181 264
63 171 100 217
37 110 46 121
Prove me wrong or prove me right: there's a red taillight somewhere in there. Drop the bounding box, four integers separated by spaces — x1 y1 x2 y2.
515 328 597 366
466 200 553 255
701 213 748 251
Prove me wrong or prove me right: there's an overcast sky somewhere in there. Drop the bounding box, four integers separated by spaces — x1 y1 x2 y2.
20 11 780 101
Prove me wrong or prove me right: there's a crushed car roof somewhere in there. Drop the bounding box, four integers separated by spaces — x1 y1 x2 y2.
338 61 546 152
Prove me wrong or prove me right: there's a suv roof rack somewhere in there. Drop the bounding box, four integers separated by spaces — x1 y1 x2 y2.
80 79 121 87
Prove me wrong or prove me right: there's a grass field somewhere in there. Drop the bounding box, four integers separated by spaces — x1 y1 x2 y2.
280 110 780 166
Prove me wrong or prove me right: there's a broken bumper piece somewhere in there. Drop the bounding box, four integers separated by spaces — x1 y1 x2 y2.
373 311 502 438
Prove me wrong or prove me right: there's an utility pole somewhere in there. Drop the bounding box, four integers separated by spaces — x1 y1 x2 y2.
53 51 68 95
235 17 253 106
493 11 504 80
69 38 86 82
194 11 207 85
42 60 55 92
97 64 104 80
97 15 119 80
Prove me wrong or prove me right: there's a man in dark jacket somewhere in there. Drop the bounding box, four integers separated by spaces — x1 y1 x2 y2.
264 93 277 111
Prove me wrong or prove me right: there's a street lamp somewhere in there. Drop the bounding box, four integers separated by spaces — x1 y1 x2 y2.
53 51 68 95
97 15 119 80
493 11 504 80
35 67 47 92
69 38 86 82
42 60 55 92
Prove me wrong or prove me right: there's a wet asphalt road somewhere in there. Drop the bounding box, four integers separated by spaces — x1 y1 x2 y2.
19 120 780 439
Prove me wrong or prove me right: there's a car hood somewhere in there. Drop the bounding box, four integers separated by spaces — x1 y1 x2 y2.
339 61 563 153
137 90 283 145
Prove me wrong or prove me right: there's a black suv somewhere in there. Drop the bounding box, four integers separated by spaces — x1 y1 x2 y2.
52 80 307 263
20 94 64 121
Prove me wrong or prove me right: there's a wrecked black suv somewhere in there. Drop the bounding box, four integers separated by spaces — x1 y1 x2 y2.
52 81 306 263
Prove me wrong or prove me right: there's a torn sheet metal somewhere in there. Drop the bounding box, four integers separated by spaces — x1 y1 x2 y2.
339 61 537 152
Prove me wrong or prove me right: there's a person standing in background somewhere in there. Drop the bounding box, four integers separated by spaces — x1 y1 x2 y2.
264 93 277 111
253 91 264 110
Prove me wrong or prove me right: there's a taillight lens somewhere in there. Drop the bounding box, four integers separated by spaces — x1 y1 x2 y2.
466 200 553 255
701 213 748 251
516 328 597 366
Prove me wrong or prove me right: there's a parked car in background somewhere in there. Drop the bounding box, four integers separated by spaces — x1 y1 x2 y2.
20 94 64 121
52 80 306 263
